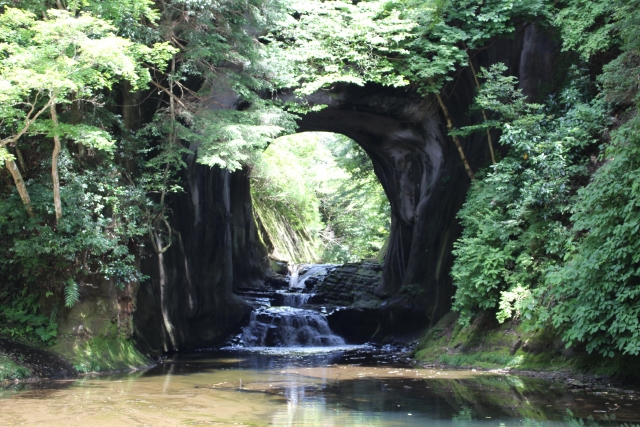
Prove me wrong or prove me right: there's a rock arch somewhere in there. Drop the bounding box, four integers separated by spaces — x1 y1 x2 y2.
133 24 556 352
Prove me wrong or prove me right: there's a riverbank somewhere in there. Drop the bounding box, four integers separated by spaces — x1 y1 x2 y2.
0 338 74 385
0 335 155 387
412 311 640 383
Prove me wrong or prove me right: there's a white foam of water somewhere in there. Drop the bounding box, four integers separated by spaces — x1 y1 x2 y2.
240 307 345 347
288 264 336 289
220 345 371 355
278 292 314 307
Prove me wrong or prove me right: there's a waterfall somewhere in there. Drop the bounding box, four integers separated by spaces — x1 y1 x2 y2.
240 307 345 347
276 291 314 307
288 264 335 289
288 263 300 288
233 263 344 348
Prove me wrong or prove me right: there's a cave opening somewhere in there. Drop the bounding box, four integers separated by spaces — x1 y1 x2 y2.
251 131 391 266
220 131 395 348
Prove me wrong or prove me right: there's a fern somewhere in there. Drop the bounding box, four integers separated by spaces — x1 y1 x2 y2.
64 280 80 308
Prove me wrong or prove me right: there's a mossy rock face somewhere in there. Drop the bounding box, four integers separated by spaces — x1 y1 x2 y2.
0 354 30 381
414 312 569 371
413 311 640 379
52 276 150 373
269 258 289 275
56 333 150 374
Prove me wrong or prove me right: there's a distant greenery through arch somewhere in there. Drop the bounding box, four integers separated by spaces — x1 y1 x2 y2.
251 132 390 264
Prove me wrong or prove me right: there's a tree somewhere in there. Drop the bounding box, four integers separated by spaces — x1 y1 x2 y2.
267 0 414 97
0 7 174 221
450 64 607 326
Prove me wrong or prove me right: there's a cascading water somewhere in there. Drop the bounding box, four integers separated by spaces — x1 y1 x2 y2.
288 264 335 289
275 291 314 307
241 307 345 347
233 263 344 348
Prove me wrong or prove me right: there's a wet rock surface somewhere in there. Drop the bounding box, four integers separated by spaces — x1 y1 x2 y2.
312 262 383 307
0 338 76 381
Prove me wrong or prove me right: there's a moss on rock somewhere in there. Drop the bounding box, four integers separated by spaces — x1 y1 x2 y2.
55 334 150 373
413 311 640 379
0 354 30 381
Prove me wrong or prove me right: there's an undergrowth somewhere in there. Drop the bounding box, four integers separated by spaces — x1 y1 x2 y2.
0 286 57 346
0 354 30 381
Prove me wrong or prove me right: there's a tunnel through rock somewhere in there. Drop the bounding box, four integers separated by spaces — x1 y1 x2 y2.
250 131 390 266
133 24 557 354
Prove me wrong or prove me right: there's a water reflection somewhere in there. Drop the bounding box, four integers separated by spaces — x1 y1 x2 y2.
0 348 638 427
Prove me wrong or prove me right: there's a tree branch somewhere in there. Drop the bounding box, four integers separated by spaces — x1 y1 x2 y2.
0 93 52 148
436 93 474 180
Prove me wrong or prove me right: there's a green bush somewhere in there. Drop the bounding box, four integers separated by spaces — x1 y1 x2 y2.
451 65 607 326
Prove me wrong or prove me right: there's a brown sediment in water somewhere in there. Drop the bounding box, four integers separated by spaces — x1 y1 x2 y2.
1 353 640 427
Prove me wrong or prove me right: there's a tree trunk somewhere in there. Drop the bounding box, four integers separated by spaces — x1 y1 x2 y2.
5 158 34 216
468 58 496 165
122 81 140 174
435 93 475 180
50 103 62 223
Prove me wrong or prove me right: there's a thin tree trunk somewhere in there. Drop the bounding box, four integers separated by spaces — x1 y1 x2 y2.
50 103 62 223
468 58 496 165
122 81 140 174
435 93 474 180
5 158 34 216
155 234 177 351
15 148 28 174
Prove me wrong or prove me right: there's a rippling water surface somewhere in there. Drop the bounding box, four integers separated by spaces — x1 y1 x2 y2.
1 347 639 426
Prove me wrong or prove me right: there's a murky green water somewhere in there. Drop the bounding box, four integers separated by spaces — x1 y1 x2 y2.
0 347 638 427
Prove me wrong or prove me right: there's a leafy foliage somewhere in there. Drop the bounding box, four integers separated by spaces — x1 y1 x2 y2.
541 9 640 356
450 0 640 358
545 115 640 355
0 7 174 145
401 0 548 93
150 0 297 171
451 64 607 326
321 135 391 262
267 0 415 96
555 0 633 60
0 286 57 345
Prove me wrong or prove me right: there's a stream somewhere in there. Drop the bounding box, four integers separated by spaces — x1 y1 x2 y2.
1 348 640 426
1 265 639 426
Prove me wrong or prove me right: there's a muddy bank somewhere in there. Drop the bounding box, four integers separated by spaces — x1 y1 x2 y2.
0 336 157 386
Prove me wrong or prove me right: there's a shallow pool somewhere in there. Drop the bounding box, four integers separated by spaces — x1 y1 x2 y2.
0 347 638 427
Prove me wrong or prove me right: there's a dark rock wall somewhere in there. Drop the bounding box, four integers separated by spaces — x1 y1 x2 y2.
313 262 384 344
134 73 271 353
313 262 384 308
133 160 265 353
